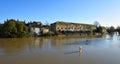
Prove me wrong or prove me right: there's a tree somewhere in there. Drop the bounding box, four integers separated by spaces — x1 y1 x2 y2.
44 21 49 26
16 21 29 37
95 26 102 33
2 19 29 38
0 24 3 37
94 21 100 27
107 26 115 34
116 26 120 35
2 19 17 37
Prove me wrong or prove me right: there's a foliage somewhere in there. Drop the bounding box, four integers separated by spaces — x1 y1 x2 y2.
0 24 3 37
107 26 115 34
116 26 120 35
1 19 29 38
95 26 102 33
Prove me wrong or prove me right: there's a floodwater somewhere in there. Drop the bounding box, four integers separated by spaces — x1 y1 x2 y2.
0 34 120 64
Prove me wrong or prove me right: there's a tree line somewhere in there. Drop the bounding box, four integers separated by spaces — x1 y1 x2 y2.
0 19 29 38
0 19 120 38
107 26 120 34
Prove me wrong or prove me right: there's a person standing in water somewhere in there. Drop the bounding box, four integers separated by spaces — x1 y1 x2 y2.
79 46 82 56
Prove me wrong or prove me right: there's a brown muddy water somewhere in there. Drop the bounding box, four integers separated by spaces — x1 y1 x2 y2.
0 35 120 64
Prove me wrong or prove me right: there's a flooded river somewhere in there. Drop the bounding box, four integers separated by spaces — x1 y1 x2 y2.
0 35 120 64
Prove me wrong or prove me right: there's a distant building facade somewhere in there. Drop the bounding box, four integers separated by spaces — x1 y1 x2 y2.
25 21 106 36
51 21 96 34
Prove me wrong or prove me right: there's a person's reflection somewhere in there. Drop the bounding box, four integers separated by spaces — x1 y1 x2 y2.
79 46 82 56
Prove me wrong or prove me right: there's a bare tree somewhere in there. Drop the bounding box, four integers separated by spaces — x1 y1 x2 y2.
94 21 100 27
45 21 49 26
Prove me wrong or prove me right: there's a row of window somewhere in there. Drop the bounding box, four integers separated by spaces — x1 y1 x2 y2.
57 27 89 30
56 27 92 31
57 27 84 30
56 29 91 31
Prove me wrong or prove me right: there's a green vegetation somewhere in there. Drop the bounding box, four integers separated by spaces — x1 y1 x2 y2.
106 26 120 35
0 19 107 38
0 19 29 38
107 26 115 34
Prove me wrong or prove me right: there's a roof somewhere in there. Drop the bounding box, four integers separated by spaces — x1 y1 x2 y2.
52 21 95 26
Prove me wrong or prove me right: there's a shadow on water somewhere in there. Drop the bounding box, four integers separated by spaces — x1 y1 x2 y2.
64 51 80 55
65 39 92 46
64 46 83 57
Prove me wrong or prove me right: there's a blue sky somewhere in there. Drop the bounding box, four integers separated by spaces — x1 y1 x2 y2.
0 0 120 27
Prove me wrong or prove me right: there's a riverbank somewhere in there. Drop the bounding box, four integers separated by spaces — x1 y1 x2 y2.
39 34 106 39
0 33 106 39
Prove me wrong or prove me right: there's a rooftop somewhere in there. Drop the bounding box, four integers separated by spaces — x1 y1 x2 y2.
53 21 95 26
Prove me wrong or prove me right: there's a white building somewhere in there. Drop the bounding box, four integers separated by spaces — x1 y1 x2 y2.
30 27 41 35
28 22 42 36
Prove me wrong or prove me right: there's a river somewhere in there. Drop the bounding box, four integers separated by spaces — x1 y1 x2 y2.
0 34 120 64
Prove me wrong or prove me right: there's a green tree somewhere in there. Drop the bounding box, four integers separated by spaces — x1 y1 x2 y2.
2 19 29 38
16 21 29 37
3 19 17 37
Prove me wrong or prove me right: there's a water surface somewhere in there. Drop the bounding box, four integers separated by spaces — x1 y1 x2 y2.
0 35 120 64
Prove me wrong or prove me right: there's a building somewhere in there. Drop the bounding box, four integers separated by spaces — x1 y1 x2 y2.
41 25 50 34
27 22 42 36
51 21 96 34
101 26 107 34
